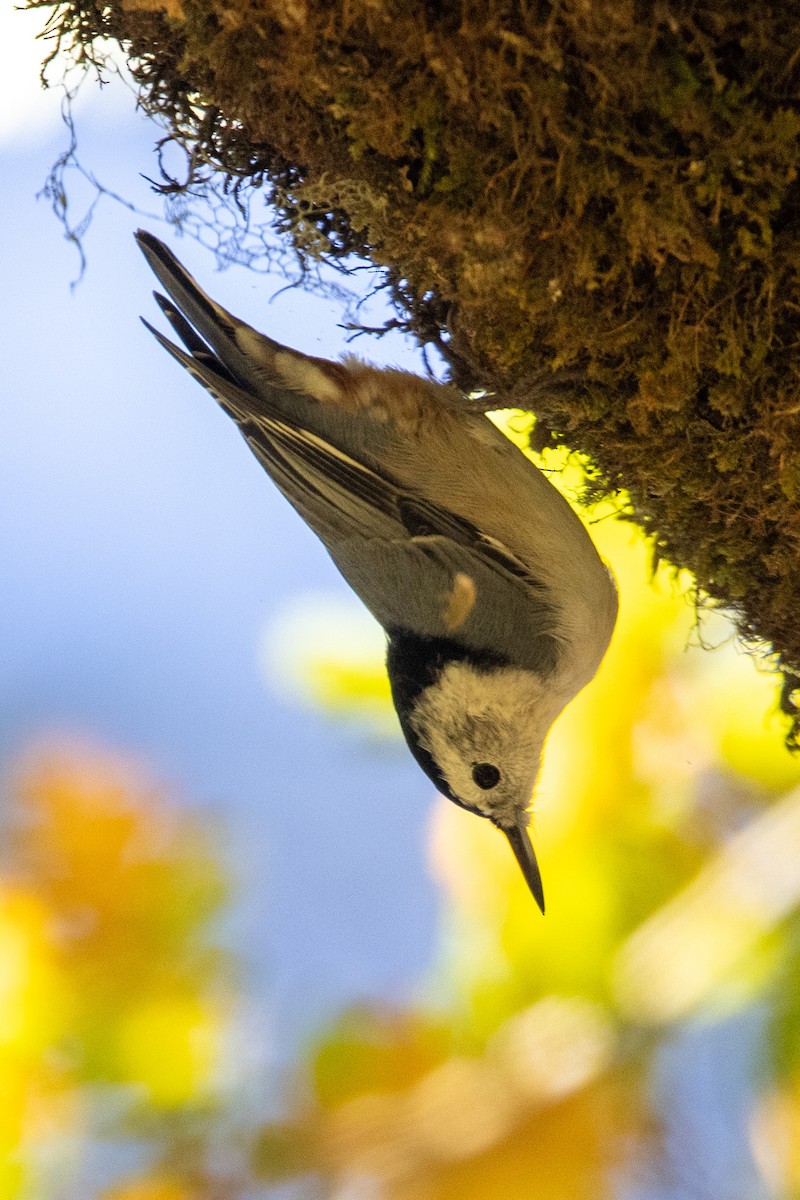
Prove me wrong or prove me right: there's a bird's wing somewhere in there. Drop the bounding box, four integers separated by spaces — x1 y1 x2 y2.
142 284 537 558
332 535 561 674
138 238 561 668
142 311 560 667
142 306 406 542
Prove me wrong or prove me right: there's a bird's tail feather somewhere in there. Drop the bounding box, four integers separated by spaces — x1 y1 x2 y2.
134 230 288 397
139 311 256 427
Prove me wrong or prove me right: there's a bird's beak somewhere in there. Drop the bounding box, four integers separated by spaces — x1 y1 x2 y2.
503 821 546 914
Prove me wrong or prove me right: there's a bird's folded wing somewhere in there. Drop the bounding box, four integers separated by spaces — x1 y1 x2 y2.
332 535 560 673
143 316 560 670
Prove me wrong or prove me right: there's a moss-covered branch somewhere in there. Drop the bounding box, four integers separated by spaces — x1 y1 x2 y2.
28 0 800 739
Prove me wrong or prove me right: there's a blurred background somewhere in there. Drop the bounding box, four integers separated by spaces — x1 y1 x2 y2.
3 8 800 1198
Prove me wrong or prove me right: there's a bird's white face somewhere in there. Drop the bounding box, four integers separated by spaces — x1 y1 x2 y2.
407 661 558 829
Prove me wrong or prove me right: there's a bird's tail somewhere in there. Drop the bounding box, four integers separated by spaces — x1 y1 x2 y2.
135 230 353 413
134 230 285 395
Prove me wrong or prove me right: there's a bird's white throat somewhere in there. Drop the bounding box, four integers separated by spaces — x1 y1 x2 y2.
408 660 558 825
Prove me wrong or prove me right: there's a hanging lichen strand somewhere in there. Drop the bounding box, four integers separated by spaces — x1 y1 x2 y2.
28 0 800 740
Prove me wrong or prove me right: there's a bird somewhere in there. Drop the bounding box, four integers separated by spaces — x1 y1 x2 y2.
135 229 618 913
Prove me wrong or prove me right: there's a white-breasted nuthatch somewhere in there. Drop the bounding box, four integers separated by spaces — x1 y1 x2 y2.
135 230 618 913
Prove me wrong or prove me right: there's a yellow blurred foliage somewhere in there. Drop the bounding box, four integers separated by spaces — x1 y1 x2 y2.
0 889 67 1058
0 743 230 1197
750 1080 800 1197
308 657 394 715
119 994 223 1108
259 590 396 732
416 1076 643 1200
0 884 74 1199
291 995 636 1198
102 1178 198 1200
316 1044 643 1200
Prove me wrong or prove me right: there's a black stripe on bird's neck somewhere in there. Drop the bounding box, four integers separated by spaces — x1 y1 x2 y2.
386 629 509 811
387 629 509 704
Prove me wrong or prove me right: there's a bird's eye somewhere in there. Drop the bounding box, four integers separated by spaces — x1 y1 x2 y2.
472 762 501 790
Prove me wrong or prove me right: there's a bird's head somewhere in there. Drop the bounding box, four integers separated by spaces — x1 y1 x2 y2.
387 631 560 913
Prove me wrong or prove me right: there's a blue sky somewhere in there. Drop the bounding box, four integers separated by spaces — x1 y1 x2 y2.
1 8 445 1053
